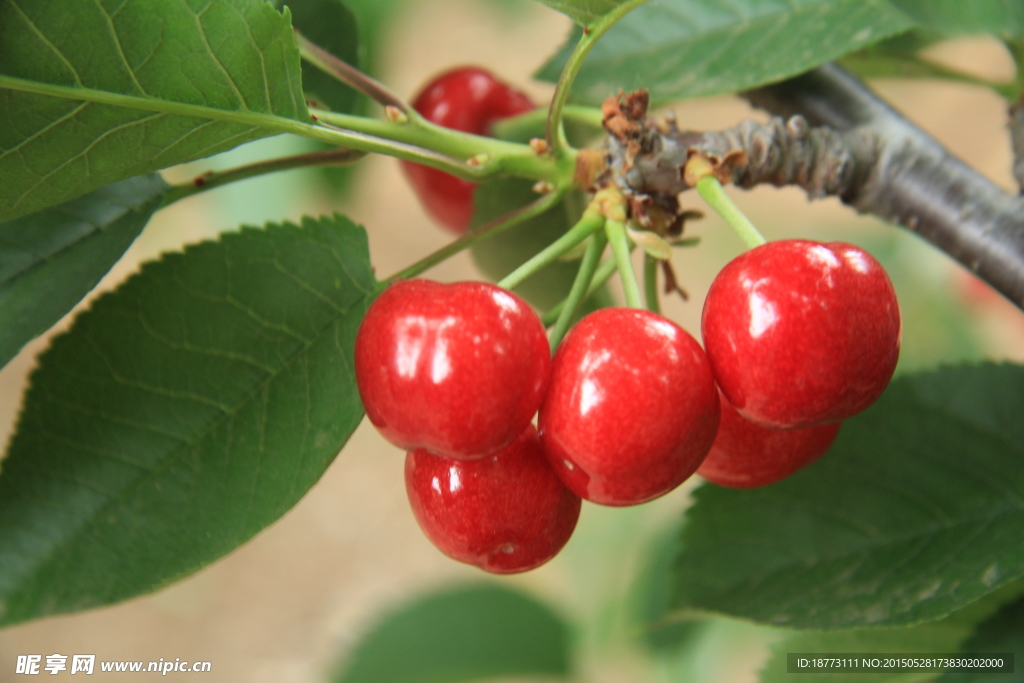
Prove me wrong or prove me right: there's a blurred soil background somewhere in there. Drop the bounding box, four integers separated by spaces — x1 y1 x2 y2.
1 1 1022 681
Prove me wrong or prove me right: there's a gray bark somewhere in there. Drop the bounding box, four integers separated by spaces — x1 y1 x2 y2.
745 64 1024 311
1009 98 1024 193
615 64 1024 310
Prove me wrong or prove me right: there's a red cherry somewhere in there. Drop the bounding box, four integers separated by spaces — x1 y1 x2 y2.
401 67 535 233
406 425 581 574
355 279 550 459
539 308 720 507
697 390 841 488
702 240 900 429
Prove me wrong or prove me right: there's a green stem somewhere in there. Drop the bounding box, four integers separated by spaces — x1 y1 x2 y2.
491 105 605 141
907 56 1016 100
312 115 495 179
541 255 620 326
696 175 767 249
548 231 608 350
643 253 661 314
161 147 363 207
497 212 604 291
386 189 567 282
546 0 652 156
0 74 569 186
313 109 564 184
605 217 642 308
295 31 413 114
842 51 1017 100
0 74 491 179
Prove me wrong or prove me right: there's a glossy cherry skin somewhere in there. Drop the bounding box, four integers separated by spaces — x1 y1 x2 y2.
400 67 535 233
697 390 841 488
406 425 582 574
702 240 901 429
539 308 720 507
355 279 550 459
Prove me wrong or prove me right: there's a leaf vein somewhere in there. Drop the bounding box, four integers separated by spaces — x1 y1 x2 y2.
0 102 88 163
13 111 167 212
38 389 191 443
191 2 249 111
135 312 279 374
36 430 157 471
7 0 83 85
81 332 235 412
91 0 147 95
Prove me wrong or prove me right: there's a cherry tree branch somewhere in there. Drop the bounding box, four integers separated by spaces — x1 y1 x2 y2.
616 64 1024 310
1006 39 1024 193
1010 97 1024 193
742 64 1024 310
295 31 411 115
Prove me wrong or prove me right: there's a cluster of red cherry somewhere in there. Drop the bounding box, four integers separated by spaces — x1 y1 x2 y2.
354 245 900 574
353 68 902 574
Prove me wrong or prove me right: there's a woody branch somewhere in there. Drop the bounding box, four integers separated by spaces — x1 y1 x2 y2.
612 64 1024 311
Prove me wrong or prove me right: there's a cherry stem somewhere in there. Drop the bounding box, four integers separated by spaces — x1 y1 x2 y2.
310 112 493 180
643 253 661 314
491 105 605 141
496 212 605 292
541 254 620 326
545 0 651 158
160 147 364 207
605 217 643 308
695 175 767 249
548 231 608 351
386 189 567 283
312 109 564 185
295 31 414 116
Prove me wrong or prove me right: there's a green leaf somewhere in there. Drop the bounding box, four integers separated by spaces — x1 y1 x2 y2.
531 0 636 26
671 363 1024 630
333 583 572 683
0 214 376 626
889 0 1024 39
0 174 167 369
844 29 946 65
536 0 914 104
286 0 361 113
759 582 1024 683
0 0 308 222
283 0 363 195
938 593 1024 682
